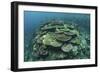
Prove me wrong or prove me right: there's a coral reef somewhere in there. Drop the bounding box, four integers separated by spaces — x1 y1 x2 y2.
25 20 90 61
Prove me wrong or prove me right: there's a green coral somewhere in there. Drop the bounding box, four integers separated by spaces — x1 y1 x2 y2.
55 33 72 42
42 33 62 47
61 44 73 52
26 20 90 62
70 37 80 45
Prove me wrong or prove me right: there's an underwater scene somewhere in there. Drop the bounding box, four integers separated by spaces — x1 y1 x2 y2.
24 11 90 62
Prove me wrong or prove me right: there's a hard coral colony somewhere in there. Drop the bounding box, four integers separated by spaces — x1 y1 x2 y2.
25 20 90 61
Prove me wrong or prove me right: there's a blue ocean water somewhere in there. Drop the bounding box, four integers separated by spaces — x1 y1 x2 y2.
24 11 90 61
24 11 90 42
